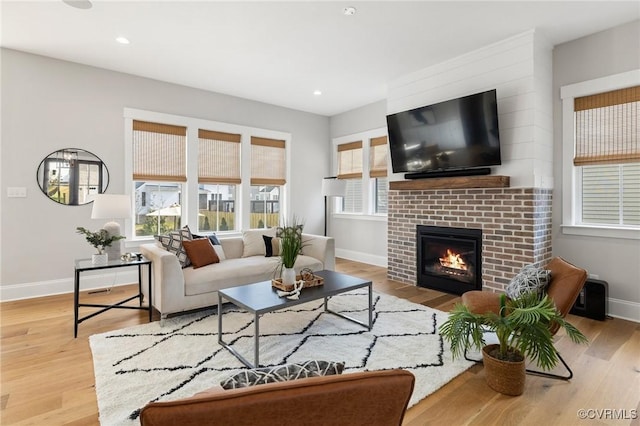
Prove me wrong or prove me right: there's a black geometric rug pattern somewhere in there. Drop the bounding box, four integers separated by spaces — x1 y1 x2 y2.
89 290 474 425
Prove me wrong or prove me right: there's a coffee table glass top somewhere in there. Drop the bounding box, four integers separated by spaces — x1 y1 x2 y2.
218 270 371 313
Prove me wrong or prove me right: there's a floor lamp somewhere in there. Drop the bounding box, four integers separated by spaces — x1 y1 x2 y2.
91 194 132 260
321 177 346 237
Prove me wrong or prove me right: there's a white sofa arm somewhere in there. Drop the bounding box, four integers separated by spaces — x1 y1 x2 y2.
140 243 186 316
301 234 335 271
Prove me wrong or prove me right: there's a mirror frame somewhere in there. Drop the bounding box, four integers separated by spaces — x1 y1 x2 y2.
36 148 110 205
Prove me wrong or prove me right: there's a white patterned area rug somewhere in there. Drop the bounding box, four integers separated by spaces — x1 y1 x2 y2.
89 291 473 425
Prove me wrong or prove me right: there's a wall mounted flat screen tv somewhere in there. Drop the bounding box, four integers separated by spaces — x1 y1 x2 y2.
386 89 501 178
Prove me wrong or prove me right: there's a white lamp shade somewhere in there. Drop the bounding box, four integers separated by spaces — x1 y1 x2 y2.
91 194 131 219
321 178 347 197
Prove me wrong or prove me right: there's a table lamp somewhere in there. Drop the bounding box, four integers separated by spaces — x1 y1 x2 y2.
321 177 346 236
91 194 131 260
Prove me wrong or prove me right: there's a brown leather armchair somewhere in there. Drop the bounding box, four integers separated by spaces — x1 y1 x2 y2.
461 256 588 380
140 369 415 426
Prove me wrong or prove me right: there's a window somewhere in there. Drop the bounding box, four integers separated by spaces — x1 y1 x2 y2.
337 140 363 213
198 129 241 232
561 71 639 239
374 177 389 214
250 137 286 228
334 129 389 216
132 120 186 237
342 179 363 213
125 109 291 239
574 86 639 227
370 136 389 214
580 164 640 226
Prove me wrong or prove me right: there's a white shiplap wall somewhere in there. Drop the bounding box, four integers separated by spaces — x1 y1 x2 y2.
387 30 553 188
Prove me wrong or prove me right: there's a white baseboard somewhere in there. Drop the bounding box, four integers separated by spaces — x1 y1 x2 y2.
0 270 139 302
607 297 640 323
335 248 387 268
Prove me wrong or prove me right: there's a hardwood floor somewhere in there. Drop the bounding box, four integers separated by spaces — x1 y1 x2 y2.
1 258 638 425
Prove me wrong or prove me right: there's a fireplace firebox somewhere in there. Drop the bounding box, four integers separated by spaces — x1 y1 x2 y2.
417 225 482 295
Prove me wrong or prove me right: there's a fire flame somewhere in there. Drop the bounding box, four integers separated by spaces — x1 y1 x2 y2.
439 249 467 271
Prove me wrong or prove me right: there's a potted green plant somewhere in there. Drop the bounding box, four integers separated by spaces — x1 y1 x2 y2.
276 217 305 286
76 226 125 264
439 291 588 395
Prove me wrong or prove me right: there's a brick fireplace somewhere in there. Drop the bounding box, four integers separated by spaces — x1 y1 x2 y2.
387 177 553 293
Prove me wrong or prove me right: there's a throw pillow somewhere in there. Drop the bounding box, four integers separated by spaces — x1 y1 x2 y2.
213 244 226 261
220 360 345 390
182 238 220 268
242 228 276 257
263 235 281 257
505 264 552 299
155 225 194 268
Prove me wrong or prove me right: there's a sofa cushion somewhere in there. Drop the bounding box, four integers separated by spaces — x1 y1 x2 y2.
220 360 345 390
505 264 551 299
182 238 220 269
242 229 276 257
183 256 279 296
182 254 323 297
155 225 194 268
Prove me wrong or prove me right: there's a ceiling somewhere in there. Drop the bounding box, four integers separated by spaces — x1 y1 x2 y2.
1 1 638 116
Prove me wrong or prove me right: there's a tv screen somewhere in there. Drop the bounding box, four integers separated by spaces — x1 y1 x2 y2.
386 89 501 176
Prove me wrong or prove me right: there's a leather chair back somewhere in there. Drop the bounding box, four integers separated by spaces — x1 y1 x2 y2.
544 257 587 334
140 369 415 426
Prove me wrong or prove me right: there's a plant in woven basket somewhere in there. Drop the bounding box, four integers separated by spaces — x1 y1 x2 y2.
439 291 587 394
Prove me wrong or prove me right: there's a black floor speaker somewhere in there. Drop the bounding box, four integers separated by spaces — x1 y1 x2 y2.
570 278 608 321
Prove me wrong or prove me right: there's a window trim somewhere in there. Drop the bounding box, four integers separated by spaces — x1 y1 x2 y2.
124 108 291 241
560 69 640 240
332 127 389 217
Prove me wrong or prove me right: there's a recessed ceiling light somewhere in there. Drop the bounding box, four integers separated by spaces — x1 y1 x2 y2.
116 37 130 45
62 0 92 10
343 6 356 16
313 90 322 96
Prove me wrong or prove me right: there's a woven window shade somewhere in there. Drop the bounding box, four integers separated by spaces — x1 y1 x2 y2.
369 136 388 178
132 120 187 182
250 136 286 185
198 129 241 184
574 86 640 166
337 141 363 179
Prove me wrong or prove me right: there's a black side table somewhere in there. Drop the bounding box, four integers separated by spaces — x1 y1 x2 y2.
74 256 152 337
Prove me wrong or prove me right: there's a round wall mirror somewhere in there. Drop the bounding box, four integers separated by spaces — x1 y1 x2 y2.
36 148 109 205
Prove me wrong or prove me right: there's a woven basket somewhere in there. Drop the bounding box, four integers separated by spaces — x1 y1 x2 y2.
482 344 526 396
272 275 324 292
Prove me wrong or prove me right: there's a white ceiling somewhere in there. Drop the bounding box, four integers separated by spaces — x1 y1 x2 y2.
1 1 639 116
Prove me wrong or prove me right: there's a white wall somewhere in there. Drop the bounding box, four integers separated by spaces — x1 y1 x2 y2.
387 30 554 189
1 48 329 300
552 20 640 321
329 100 388 266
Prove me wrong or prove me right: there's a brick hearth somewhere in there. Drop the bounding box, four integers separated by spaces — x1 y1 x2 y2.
387 187 553 293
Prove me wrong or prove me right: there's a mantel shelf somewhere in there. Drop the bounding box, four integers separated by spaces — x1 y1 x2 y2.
389 175 510 190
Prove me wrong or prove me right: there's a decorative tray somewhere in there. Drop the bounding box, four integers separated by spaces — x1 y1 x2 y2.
272 274 324 292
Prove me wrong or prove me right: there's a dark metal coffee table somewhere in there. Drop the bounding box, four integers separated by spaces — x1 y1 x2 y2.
217 270 372 368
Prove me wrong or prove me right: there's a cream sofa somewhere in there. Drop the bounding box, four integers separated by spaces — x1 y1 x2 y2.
140 232 335 320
